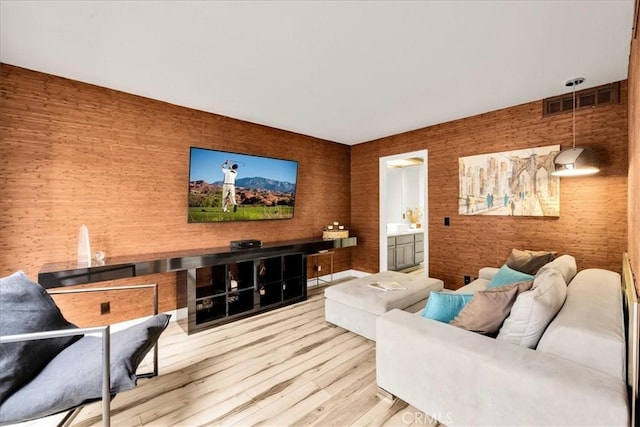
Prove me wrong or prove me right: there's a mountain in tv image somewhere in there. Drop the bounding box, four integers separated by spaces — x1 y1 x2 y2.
188 177 296 222
214 177 296 193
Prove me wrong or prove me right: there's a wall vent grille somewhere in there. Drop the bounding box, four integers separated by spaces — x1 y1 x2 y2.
543 81 620 117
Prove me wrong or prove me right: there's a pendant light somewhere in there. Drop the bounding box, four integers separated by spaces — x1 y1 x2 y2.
551 77 600 177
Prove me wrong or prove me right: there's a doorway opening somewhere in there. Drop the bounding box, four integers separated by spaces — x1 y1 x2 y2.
379 150 428 276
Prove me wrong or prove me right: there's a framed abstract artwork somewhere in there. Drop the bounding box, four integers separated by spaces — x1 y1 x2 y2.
458 145 560 217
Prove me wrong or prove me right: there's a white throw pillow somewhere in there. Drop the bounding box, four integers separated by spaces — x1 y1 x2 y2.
496 268 567 348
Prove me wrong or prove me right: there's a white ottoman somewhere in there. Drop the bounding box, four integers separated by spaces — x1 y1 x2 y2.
324 271 443 341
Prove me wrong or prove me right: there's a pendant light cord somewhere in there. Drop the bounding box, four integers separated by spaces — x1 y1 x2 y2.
567 77 583 148
572 83 576 149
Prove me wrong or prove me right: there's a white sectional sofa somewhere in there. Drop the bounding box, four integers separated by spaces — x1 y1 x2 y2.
376 255 629 426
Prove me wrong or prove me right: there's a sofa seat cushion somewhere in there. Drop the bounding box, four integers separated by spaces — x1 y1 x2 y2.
324 271 443 316
496 267 567 348
537 269 625 381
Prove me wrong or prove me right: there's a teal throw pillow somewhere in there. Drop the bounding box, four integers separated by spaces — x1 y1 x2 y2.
487 264 534 289
422 292 474 323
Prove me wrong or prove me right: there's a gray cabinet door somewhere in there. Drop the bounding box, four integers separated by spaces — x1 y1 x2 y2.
396 243 415 270
414 232 424 264
387 246 396 270
388 233 424 271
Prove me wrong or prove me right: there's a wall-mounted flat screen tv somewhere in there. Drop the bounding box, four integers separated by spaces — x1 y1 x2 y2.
188 147 298 222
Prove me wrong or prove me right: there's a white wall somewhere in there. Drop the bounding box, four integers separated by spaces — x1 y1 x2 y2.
386 164 425 225
402 164 425 224
386 168 403 223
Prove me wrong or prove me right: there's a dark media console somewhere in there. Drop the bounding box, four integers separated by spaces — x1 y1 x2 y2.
38 238 356 335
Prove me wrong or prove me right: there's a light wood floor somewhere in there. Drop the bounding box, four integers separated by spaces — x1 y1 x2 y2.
21 278 437 427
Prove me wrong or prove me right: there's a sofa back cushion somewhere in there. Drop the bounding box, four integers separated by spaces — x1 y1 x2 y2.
496 268 567 348
536 269 625 380
536 254 577 284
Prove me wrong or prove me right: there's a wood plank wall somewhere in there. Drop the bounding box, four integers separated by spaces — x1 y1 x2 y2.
630 0 640 294
0 62 633 322
351 82 629 289
0 64 351 325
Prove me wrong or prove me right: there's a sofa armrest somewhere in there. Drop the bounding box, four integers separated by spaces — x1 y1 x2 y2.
478 266 499 281
376 309 629 426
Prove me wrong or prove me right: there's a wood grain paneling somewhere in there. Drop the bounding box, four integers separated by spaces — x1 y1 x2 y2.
0 64 350 323
630 0 640 293
0 61 632 319
352 83 629 289
50 273 177 327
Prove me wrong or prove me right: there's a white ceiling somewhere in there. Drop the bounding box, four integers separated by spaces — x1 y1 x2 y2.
0 1 635 145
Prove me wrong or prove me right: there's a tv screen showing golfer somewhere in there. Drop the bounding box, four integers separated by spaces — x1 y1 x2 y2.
188 147 298 223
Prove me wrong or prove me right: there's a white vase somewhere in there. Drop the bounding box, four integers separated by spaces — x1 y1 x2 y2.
77 225 92 267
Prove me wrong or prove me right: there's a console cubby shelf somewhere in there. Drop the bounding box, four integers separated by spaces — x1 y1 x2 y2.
188 253 306 334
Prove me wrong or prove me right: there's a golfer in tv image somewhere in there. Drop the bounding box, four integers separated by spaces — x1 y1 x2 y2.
221 160 238 212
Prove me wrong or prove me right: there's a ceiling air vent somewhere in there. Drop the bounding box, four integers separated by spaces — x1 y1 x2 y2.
543 81 620 117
